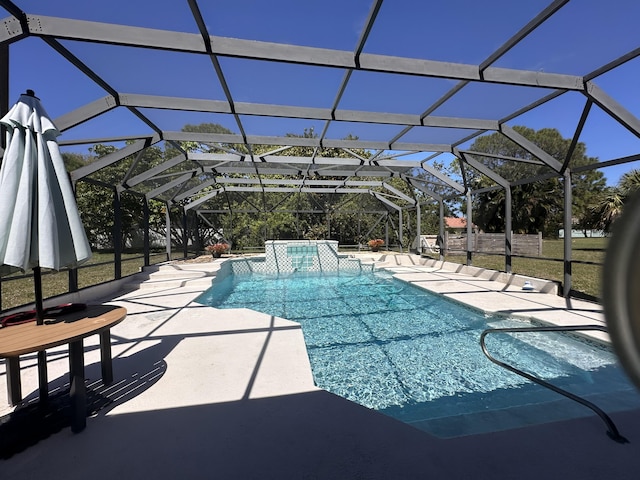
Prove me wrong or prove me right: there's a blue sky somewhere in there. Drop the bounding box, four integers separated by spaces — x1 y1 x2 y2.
3 0 639 186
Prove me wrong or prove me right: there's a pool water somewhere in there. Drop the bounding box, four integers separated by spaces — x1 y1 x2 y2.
196 270 640 437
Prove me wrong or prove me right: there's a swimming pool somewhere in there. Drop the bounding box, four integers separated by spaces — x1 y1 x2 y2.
196 269 640 437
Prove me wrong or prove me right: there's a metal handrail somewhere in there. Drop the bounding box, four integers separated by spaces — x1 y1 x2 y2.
480 324 629 443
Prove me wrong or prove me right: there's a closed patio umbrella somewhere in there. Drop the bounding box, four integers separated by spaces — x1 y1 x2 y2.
0 90 92 398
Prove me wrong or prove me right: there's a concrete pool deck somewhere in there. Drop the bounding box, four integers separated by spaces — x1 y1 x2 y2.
1 253 640 479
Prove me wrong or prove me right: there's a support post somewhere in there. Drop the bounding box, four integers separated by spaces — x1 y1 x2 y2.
466 190 473 265
385 218 389 248
416 202 421 254
165 202 171 261
358 211 361 251
505 185 512 273
326 212 330 240
113 188 122 279
563 169 572 297
143 197 150 266
398 209 403 253
438 200 444 261
182 209 188 259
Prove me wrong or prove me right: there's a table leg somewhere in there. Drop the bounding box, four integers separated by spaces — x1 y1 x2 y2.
38 350 48 403
5 357 22 405
68 340 86 433
99 329 113 384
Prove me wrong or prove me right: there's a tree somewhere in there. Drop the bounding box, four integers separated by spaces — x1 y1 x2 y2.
468 127 605 237
69 140 188 250
224 127 384 247
174 122 239 155
618 169 640 196
70 144 150 249
591 169 640 233
70 123 452 251
62 151 87 171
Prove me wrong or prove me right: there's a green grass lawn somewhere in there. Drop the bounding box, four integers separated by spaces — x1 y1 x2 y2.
0 251 169 312
443 237 607 300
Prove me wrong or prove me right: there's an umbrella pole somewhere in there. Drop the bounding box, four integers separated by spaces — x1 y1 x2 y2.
34 266 49 403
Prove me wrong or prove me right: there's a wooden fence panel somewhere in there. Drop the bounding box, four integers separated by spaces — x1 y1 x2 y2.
443 232 542 256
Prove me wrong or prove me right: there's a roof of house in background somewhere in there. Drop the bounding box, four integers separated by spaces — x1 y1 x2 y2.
445 217 470 229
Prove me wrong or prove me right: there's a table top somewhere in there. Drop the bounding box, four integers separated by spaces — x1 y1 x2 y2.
0 305 127 357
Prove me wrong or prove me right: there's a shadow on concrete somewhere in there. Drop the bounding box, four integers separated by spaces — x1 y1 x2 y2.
2 387 640 479
0 312 304 462
0 338 176 459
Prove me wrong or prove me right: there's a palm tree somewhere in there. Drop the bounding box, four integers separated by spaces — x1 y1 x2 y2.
592 169 640 233
592 188 625 233
619 169 640 196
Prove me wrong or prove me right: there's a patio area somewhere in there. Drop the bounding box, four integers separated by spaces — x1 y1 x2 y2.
1 253 640 479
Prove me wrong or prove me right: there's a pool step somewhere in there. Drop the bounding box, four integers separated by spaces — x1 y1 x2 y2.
406 389 640 439
127 264 219 291
132 277 215 291
381 383 640 439
155 263 222 273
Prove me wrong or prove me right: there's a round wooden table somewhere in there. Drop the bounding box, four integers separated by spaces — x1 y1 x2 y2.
0 305 127 432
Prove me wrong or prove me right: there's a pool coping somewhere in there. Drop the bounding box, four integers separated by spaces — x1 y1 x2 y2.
362 254 609 345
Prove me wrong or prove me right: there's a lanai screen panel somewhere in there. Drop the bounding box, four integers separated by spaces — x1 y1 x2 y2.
0 0 638 204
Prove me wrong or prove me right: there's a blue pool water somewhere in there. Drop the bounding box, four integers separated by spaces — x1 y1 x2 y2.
195 269 640 437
